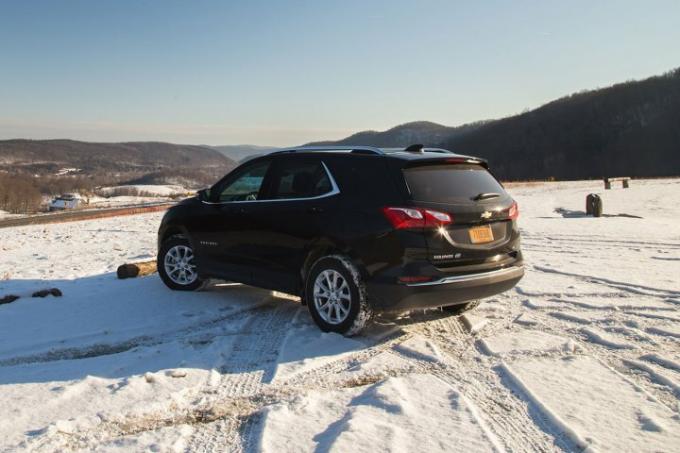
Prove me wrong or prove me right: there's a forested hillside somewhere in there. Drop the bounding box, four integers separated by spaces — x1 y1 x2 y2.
314 68 680 180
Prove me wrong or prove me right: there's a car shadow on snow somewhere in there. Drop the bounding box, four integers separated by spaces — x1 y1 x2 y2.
0 273 300 385
0 273 435 387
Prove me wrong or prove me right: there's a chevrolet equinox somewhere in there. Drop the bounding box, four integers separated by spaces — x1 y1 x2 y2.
157 145 524 335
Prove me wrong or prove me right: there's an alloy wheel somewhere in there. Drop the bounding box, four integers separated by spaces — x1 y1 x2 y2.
313 269 352 324
164 245 198 285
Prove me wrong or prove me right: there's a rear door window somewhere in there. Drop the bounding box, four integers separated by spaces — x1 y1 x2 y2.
270 159 334 200
403 164 505 203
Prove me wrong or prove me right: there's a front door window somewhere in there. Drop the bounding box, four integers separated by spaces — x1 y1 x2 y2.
218 161 271 202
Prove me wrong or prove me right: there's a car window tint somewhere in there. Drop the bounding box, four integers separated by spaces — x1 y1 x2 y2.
403 164 505 203
218 161 271 202
324 157 394 207
272 160 332 199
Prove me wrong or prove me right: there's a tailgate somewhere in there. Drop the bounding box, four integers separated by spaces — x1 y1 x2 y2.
402 162 518 269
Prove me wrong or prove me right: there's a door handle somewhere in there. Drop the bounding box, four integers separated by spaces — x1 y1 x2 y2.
307 206 324 214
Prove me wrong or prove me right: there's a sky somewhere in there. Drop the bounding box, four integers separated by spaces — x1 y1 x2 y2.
0 1 679 146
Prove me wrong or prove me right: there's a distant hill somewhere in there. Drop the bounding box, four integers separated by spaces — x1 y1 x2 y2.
210 144 279 163
3 67 678 185
310 68 680 180
442 68 680 180
0 139 237 188
306 121 485 148
0 139 234 172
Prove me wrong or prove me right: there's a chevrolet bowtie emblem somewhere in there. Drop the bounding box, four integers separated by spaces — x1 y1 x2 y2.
481 211 492 219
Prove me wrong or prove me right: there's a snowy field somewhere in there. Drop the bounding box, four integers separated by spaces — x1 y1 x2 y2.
0 209 23 220
1 178 679 452
96 185 188 198
89 185 189 208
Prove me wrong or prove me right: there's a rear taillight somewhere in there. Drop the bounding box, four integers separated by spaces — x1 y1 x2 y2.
381 206 453 230
509 201 519 220
380 207 423 229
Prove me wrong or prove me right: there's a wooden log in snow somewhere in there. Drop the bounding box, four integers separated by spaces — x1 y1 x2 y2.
0 295 20 305
117 260 157 279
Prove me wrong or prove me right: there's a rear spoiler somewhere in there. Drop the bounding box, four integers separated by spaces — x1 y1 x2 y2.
404 156 489 169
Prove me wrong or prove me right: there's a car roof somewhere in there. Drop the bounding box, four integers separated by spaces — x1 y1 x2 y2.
268 145 487 165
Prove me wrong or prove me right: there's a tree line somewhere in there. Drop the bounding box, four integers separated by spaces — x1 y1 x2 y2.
0 173 105 214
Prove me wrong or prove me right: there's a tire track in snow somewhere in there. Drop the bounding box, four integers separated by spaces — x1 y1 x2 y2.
10 301 297 453
508 289 680 414
187 301 299 452
15 305 411 453
400 315 569 453
532 265 680 299
521 234 680 250
0 299 271 368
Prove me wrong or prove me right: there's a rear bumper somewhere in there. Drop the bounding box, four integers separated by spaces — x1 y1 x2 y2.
367 264 524 313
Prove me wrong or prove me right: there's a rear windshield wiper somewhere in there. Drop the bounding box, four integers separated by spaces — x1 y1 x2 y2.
472 192 501 201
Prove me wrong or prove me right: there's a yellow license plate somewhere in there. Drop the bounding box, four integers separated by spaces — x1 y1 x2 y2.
469 225 494 244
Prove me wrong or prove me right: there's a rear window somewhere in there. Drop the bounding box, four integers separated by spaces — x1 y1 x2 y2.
403 164 505 203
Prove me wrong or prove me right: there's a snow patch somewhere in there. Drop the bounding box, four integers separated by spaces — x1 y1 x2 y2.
502 356 680 452
622 358 680 397
98 185 187 197
480 330 574 356
640 353 680 372
513 312 539 326
272 312 365 382
646 325 680 339
259 374 503 453
461 313 490 334
580 327 635 350
392 335 443 363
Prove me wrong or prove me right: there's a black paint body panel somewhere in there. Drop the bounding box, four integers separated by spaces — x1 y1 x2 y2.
158 151 523 311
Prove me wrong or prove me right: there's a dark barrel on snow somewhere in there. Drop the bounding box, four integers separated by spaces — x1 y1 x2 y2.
586 194 603 217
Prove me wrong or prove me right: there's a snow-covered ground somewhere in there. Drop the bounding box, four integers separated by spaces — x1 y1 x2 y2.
0 209 25 220
1 178 679 452
86 195 176 209
97 185 188 197
87 185 189 208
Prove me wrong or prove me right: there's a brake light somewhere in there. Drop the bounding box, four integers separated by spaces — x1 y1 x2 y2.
444 157 468 164
381 207 424 229
381 207 452 230
509 201 519 220
445 157 482 165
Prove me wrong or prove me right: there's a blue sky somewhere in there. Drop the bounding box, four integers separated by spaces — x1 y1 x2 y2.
1 1 678 146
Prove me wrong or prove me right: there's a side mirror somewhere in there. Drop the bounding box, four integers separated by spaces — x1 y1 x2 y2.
197 188 211 202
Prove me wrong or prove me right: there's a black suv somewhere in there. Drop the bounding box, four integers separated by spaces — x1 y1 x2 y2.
157 145 523 334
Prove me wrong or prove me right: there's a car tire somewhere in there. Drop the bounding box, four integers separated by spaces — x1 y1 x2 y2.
158 236 203 291
304 255 372 336
442 300 480 315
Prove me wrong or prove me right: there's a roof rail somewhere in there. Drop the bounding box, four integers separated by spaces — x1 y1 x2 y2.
271 146 384 156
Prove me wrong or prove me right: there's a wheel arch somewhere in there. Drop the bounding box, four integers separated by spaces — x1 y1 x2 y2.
299 239 369 301
158 225 194 249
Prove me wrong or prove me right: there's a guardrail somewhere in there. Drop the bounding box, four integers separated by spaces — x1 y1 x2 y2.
0 202 175 229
